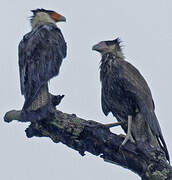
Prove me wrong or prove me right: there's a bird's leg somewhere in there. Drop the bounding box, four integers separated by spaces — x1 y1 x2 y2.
121 115 135 146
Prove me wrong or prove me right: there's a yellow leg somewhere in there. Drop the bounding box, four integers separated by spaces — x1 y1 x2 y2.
121 115 135 146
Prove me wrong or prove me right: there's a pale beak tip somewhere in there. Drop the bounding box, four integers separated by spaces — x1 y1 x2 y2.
60 15 66 22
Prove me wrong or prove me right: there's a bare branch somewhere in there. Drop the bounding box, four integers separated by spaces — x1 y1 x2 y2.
4 108 172 179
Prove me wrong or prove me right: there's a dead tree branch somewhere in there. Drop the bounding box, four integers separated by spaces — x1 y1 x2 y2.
4 95 172 180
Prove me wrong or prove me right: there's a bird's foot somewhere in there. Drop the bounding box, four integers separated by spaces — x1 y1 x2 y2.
121 133 135 146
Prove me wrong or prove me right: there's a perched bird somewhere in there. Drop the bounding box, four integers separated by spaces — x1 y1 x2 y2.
18 9 67 121
92 38 169 162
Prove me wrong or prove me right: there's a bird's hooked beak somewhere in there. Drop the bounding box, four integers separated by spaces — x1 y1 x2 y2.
59 15 66 22
50 12 66 22
92 41 108 53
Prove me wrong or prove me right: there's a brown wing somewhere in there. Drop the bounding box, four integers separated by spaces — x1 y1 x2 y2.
120 60 154 110
118 60 159 133
118 60 169 161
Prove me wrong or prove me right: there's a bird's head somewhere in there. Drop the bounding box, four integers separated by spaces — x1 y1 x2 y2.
31 8 66 28
92 38 124 58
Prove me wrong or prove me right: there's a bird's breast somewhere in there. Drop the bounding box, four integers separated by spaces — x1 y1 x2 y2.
101 71 138 119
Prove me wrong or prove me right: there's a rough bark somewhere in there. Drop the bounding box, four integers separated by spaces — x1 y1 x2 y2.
4 95 172 180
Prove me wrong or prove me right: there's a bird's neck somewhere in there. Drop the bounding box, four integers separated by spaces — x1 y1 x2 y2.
31 12 56 29
100 52 124 81
101 50 124 59
101 52 124 63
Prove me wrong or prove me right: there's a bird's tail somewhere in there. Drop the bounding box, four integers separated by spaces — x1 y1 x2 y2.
146 111 170 162
138 97 170 162
28 84 49 111
21 84 52 122
158 133 170 163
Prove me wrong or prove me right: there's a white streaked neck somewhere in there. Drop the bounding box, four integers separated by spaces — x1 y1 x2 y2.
31 12 56 29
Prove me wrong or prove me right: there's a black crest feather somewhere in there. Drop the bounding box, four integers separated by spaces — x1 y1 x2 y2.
105 37 122 51
31 8 54 15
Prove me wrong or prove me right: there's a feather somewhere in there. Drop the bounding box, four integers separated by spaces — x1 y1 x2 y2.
100 53 170 162
18 23 66 112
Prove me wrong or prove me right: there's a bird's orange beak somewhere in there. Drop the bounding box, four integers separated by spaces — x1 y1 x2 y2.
50 12 66 22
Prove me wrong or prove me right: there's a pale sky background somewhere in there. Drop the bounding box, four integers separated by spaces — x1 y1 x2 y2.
1 0 172 179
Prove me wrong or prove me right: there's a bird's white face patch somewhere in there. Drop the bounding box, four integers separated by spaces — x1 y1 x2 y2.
31 12 56 28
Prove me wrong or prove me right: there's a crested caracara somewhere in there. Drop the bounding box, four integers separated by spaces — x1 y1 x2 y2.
92 38 170 162
19 8 67 121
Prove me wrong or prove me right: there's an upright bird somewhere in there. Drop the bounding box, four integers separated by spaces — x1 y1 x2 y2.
92 38 170 162
19 9 67 121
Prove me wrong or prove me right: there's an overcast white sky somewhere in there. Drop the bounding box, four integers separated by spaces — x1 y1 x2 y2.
1 0 172 179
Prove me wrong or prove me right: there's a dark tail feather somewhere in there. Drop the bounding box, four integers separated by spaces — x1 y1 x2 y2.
158 134 170 163
141 103 170 162
147 111 170 162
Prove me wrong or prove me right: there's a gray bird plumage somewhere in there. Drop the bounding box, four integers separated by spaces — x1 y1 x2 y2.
19 12 67 121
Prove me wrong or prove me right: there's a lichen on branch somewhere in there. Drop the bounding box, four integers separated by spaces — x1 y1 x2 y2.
4 105 172 180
